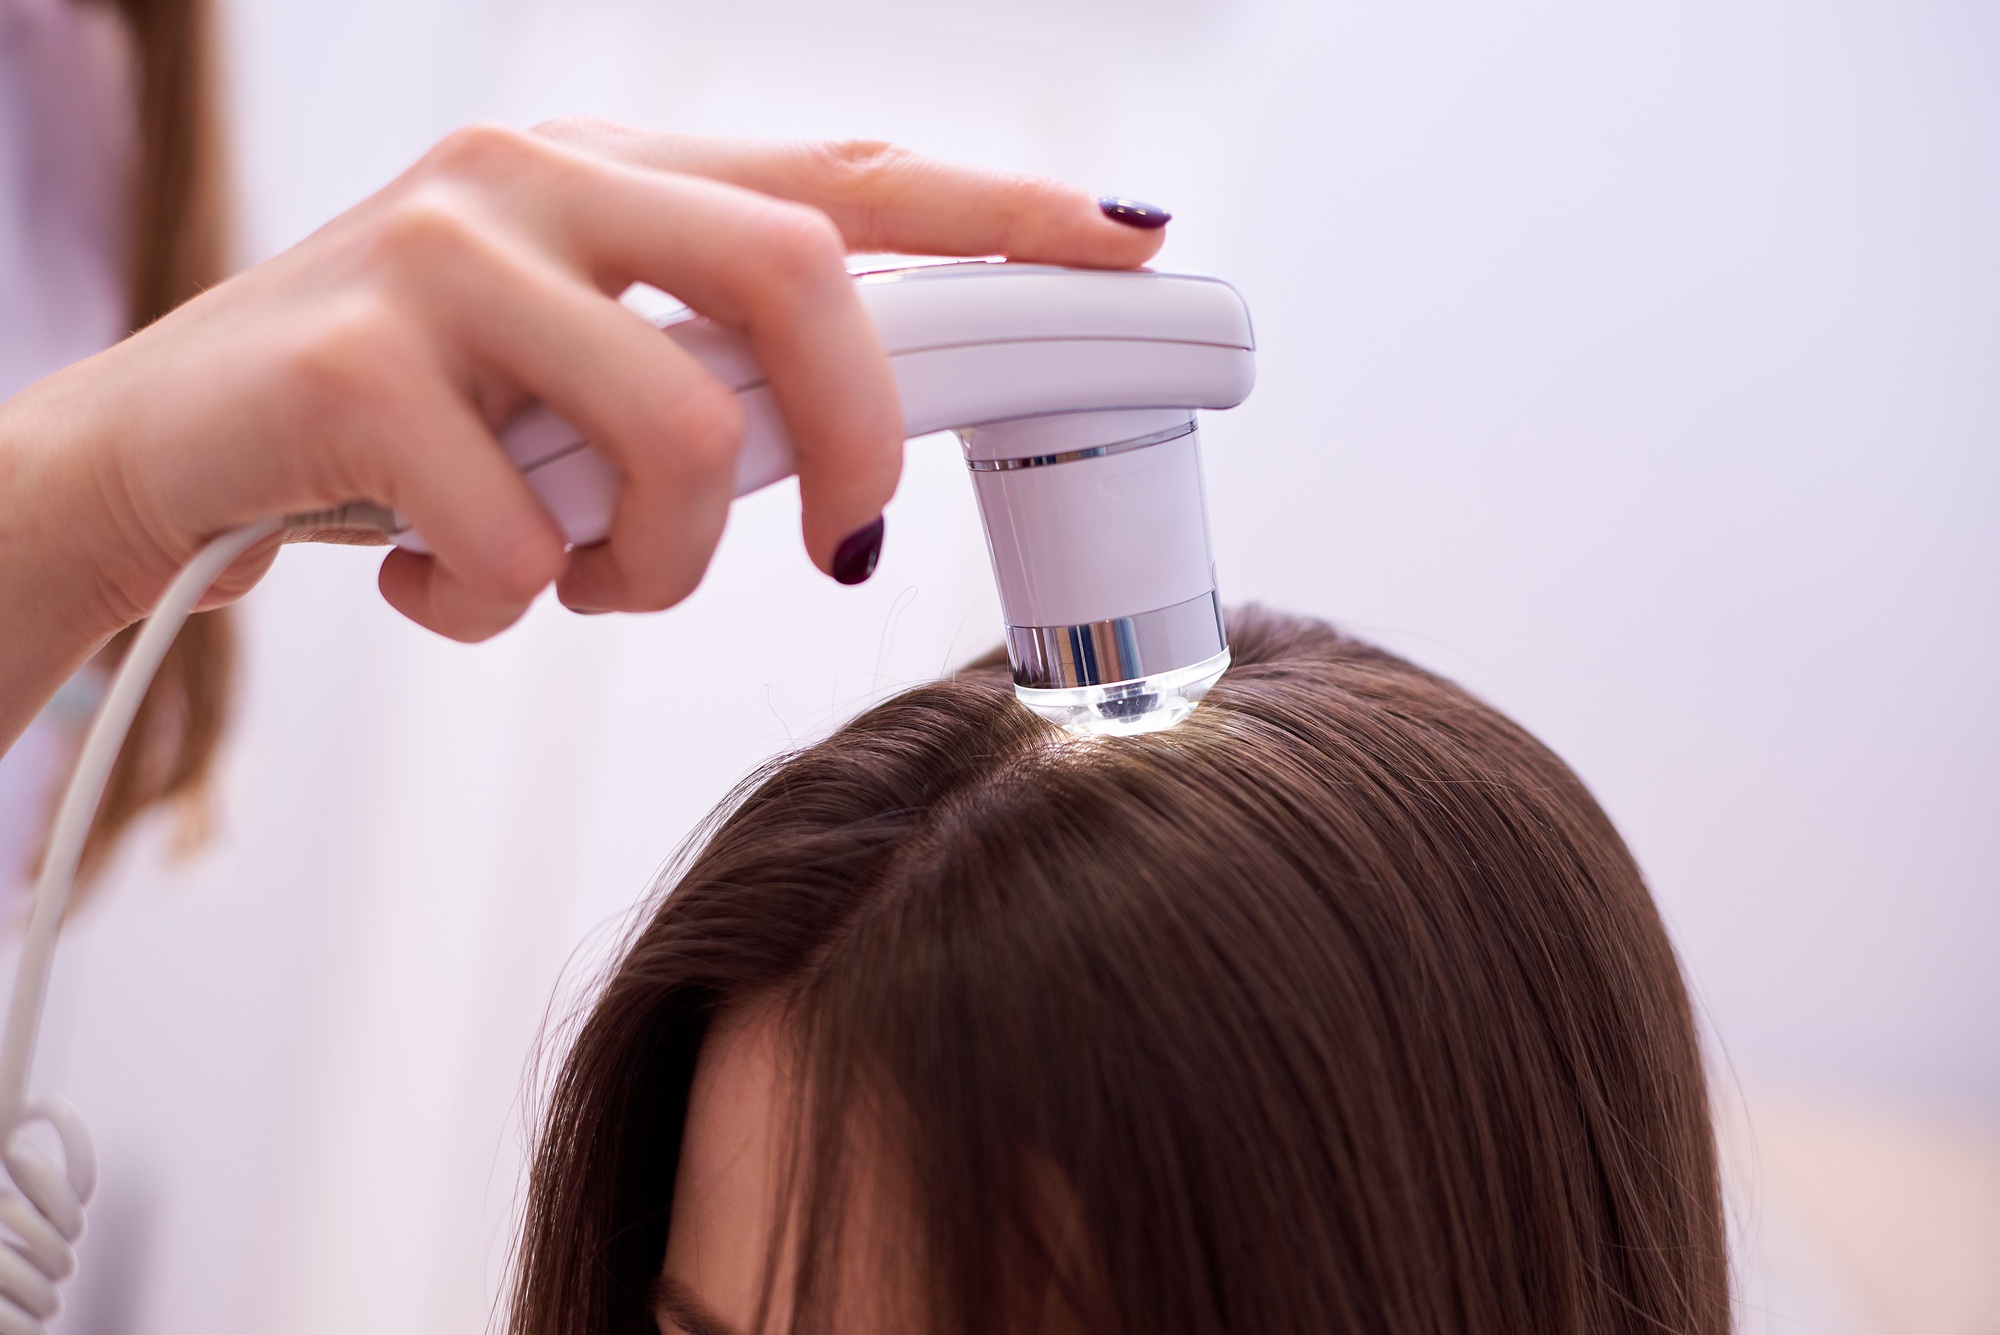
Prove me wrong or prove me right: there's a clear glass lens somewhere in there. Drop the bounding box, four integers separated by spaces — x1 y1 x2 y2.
1014 649 1232 738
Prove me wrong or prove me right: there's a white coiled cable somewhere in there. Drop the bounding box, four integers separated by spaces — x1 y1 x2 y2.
0 518 282 1334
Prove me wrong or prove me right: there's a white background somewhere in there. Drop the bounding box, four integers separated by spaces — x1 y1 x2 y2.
32 2 1998 1332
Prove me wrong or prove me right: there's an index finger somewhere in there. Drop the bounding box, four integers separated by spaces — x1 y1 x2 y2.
529 121 1168 268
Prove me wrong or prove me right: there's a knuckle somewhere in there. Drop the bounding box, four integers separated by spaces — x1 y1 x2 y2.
666 383 747 470
371 189 481 270
420 123 539 181
629 552 709 613
460 603 532 643
812 138 916 195
467 524 564 609
810 139 915 243
744 201 847 298
527 114 616 146
490 543 561 605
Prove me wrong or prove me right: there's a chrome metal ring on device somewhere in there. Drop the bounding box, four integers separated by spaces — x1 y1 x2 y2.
1005 591 1227 690
962 419 1196 472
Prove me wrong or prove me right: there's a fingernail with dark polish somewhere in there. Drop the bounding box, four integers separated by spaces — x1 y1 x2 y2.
832 516 885 586
1098 196 1172 229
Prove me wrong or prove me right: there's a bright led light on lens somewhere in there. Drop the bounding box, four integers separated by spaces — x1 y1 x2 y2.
1014 650 1231 738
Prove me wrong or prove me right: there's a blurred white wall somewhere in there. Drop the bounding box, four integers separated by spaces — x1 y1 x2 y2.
34 1 1997 1332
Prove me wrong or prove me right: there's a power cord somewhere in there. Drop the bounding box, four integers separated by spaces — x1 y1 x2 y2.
0 516 290 1333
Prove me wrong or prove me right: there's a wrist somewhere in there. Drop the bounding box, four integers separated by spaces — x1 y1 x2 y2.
0 379 147 749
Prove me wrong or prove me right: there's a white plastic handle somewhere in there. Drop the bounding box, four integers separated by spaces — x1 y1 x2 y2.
390 263 1255 552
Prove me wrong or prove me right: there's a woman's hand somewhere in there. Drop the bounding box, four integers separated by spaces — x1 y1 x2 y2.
0 123 1165 746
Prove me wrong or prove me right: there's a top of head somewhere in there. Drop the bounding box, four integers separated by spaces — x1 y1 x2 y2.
389 261 1256 551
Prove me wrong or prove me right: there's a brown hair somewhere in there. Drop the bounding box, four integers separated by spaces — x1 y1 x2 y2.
513 607 1728 1335
76 0 234 879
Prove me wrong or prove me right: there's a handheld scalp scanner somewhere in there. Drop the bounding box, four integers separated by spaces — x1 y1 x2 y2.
399 259 1257 734
0 262 1253 1332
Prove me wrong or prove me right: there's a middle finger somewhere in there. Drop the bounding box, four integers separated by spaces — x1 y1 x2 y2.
491 141 904 577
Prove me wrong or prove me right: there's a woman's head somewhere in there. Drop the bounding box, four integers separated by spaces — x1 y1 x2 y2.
514 607 1726 1335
